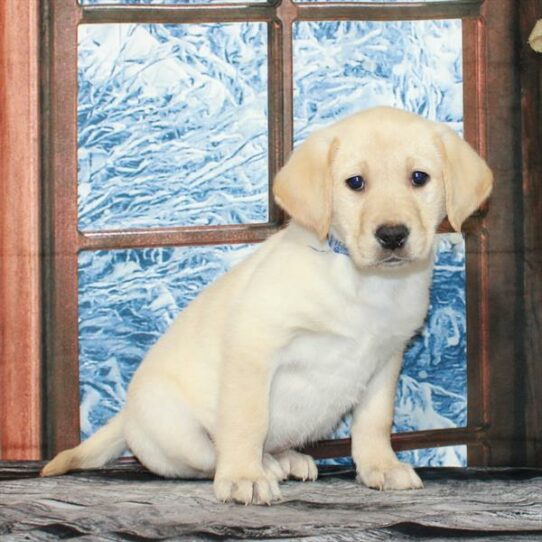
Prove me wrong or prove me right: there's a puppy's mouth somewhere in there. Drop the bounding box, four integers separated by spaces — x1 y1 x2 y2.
376 255 411 268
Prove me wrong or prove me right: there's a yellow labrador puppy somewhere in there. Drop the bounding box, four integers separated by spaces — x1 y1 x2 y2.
42 107 492 505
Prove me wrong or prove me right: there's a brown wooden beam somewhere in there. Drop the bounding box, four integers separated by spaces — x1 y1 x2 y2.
519 0 542 467
296 0 482 21
80 1 483 25
462 17 491 467
78 224 281 251
42 0 81 457
302 427 488 459
0 0 42 460
82 4 274 24
482 0 526 466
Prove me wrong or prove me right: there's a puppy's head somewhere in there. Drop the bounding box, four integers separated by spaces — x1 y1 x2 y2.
273 107 493 269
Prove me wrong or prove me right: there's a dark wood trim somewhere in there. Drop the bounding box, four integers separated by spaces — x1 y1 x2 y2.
270 0 295 224
42 0 82 456
465 230 491 466
266 19 286 225
296 0 482 21
519 0 542 466
482 0 526 466
0 0 42 460
303 427 489 460
80 1 483 24
82 4 274 24
462 17 491 466
79 224 282 251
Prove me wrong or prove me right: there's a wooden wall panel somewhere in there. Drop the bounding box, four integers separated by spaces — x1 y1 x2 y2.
519 0 542 466
482 0 542 466
0 0 41 459
482 0 524 465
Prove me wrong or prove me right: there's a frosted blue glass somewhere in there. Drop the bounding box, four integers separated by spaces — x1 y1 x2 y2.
293 20 463 142
397 445 467 467
78 23 268 231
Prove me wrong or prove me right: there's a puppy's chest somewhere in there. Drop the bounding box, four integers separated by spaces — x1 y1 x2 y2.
265 276 428 450
266 330 400 450
275 276 427 384
275 321 404 396
275 332 384 394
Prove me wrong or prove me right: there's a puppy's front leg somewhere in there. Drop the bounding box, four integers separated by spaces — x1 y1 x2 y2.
352 353 423 491
213 343 281 505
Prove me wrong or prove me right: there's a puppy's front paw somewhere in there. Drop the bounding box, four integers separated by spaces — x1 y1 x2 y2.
357 461 423 491
214 470 282 505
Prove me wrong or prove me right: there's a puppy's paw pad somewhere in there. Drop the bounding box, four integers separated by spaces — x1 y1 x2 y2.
358 462 423 491
276 450 318 481
214 476 282 505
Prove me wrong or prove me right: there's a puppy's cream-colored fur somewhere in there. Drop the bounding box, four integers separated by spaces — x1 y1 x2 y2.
42 107 493 505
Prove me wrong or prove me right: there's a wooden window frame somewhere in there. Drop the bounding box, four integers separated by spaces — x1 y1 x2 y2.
1 0 540 467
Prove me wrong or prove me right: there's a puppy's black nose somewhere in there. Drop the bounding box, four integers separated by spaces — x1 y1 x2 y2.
375 224 410 250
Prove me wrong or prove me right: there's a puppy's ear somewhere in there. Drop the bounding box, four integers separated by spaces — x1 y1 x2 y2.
438 127 493 232
273 133 338 240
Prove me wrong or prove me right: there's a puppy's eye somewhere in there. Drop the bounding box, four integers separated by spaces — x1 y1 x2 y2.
345 175 365 191
411 170 430 187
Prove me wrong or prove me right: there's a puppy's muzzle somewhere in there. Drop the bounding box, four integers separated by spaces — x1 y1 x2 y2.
375 224 410 251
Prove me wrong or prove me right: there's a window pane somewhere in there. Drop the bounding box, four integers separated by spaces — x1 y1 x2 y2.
294 20 462 142
79 19 466 467
78 244 257 440
78 23 268 231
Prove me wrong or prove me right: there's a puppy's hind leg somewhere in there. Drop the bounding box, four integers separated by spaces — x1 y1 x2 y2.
124 381 216 479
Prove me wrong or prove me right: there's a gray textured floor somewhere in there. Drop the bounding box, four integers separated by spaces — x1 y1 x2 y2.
1 463 542 541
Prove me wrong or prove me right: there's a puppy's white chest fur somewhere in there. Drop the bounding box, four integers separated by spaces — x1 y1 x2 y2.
267 333 372 451
265 255 430 452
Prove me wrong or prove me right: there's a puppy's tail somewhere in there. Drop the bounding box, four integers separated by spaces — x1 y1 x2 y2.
40 411 126 477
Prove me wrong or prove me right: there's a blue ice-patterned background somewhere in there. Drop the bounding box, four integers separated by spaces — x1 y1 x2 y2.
293 20 463 139
78 19 467 467
78 23 268 230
